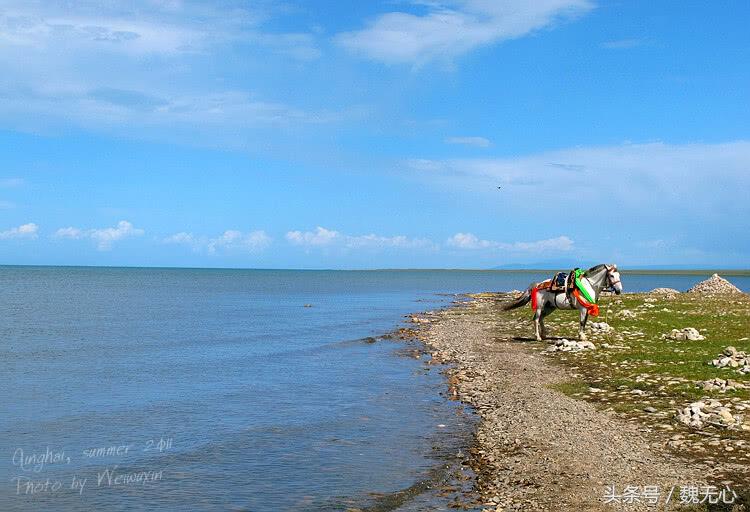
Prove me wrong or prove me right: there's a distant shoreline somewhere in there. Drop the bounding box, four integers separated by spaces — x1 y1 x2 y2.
1 264 749 275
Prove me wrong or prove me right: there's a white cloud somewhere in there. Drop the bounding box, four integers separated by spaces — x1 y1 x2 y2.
446 232 495 249
336 0 593 64
89 220 144 250
53 220 144 250
163 231 196 245
286 226 434 250
54 226 84 239
164 229 271 253
206 230 271 254
0 222 39 240
447 233 573 252
286 226 340 246
445 136 491 148
345 233 433 249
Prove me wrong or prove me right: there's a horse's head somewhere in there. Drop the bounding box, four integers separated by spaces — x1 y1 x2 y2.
605 264 623 294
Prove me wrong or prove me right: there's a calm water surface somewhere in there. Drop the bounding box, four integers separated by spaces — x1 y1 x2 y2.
2 267 748 511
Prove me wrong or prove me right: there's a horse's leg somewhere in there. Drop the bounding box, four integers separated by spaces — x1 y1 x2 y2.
539 303 554 340
533 291 543 341
533 308 542 341
579 307 589 341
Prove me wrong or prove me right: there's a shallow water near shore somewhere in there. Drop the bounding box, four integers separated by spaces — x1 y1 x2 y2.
2 267 748 511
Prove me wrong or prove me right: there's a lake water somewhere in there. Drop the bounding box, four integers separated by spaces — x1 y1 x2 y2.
2 267 748 511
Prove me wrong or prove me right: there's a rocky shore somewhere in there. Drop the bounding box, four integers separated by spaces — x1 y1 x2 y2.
403 281 749 511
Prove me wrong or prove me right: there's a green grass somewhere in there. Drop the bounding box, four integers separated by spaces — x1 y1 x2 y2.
548 378 589 396
505 291 750 489
507 292 750 404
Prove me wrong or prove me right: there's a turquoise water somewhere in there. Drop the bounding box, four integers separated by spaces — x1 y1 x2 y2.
2 267 748 511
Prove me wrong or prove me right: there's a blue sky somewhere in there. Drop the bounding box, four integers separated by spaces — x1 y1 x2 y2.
0 0 748 269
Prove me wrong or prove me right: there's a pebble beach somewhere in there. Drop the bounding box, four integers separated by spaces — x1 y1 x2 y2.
402 275 750 511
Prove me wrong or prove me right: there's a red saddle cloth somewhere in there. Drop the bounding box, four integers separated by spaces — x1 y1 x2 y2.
572 288 600 316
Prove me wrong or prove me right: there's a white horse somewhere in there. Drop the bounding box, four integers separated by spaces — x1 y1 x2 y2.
503 264 623 341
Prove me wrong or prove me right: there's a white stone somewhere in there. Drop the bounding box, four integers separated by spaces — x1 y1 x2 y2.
590 322 612 332
663 327 705 341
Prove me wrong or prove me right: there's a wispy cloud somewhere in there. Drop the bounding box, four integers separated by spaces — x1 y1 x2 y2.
0 1 276 56
0 1 329 139
447 233 574 252
54 220 144 250
336 0 593 65
546 162 586 172
445 136 491 148
286 226 435 249
0 84 340 134
405 140 750 261
407 140 750 203
0 222 38 240
163 229 271 253
0 0 320 66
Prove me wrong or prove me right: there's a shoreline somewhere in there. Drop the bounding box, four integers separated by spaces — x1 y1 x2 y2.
402 291 749 511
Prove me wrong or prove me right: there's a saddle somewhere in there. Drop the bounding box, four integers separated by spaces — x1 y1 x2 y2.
549 272 568 292
539 269 578 297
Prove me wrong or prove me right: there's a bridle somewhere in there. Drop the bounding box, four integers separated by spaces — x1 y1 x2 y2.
605 265 621 290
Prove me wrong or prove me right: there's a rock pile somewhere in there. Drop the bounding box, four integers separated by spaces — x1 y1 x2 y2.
711 346 750 374
676 399 747 430
662 327 705 341
546 339 595 352
650 287 680 294
687 273 743 294
696 378 747 392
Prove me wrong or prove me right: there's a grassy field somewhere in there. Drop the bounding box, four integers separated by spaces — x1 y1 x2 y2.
501 290 750 493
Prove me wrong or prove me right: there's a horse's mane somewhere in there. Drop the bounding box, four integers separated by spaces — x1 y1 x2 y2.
586 264 607 274
585 264 609 280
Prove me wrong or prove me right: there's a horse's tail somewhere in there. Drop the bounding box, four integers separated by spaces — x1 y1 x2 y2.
502 285 534 311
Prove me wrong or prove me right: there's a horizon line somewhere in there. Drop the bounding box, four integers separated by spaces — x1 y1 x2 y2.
1 264 749 275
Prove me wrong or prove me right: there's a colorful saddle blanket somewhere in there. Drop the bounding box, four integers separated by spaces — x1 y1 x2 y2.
532 268 600 316
571 268 599 316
